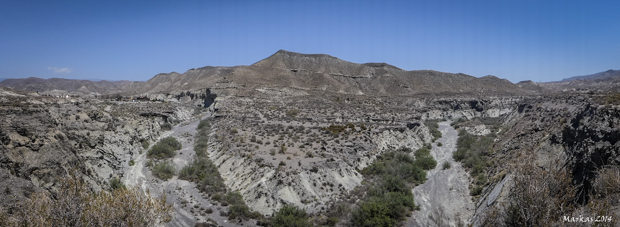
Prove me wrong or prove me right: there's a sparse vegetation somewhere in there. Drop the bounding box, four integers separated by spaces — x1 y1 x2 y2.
179 157 226 194
152 160 176 180
270 204 312 227
194 119 210 156
286 109 301 118
442 161 451 170
147 136 182 159
141 140 150 149
453 130 493 180
425 120 442 142
351 150 437 226
224 191 262 220
0 172 172 226
110 177 126 190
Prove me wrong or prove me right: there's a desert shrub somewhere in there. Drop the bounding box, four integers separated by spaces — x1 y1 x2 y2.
484 155 579 226
145 159 154 167
110 177 126 190
470 185 483 196
160 137 182 150
225 191 262 220
0 172 172 227
197 119 211 130
450 118 467 127
179 157 226 195
593 166 620 198
324 124 348 135
147 137 181 159
415 156 437 170
352 150 433 226
476 174 487 185
442 161 451 170
270 204 311 227
425 120 442 141
453 130 493 178
437 142 443 147
152 160 175 180
285 109 300 118
414 147 431 158
351 190 415 227
398 146 413 153
141 140 150 149
129 159 135 166
160 122 173 131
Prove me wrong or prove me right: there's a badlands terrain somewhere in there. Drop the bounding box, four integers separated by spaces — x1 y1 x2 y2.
1 50 620 226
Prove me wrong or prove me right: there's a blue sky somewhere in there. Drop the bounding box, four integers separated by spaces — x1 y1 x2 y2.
1 0 618 82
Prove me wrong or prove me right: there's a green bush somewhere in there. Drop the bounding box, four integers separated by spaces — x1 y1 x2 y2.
442 161 451 170
414 147 431 158
354 150 428 226
352 199 394 227
270 204 311 227
453 130 494 177
352 191 415 227
160 137 182 150
470 185 483 196
147 137 182 159
152 160 175 180
425 121 442 141
225 191 262 220
141 140 150 149
179 157 226 195
197 119 210 130
129 159 135 166
110 177 126 190
415 156 437 170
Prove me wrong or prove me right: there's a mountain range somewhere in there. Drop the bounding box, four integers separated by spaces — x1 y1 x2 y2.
0 50 617 96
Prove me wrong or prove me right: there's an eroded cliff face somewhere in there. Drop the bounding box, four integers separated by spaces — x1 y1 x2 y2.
202 95 525 216
471 95 620 225
208 125 433 215
0 96 194 209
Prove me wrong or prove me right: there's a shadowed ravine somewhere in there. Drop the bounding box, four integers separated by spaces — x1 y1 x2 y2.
408 121 474 227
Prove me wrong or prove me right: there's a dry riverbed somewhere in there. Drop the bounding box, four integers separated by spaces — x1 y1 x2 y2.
408 121 475 227
124 114 250 227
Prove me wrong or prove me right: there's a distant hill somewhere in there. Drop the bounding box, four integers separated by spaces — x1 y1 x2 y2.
560 69 620 82
0 77 140 96
539 69 620 92
126 50 530 97
1 50 534 97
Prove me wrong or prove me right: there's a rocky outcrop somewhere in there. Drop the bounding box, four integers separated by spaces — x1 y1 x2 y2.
471 95 620 225
209 126 365 215
420 98 521 120
0 96 190 201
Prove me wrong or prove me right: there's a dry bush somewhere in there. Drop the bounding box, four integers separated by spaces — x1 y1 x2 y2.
593 165 620 203
482 153 577 227
0 173 172 227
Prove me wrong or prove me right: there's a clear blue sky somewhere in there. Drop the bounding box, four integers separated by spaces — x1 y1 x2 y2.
1 0 618 82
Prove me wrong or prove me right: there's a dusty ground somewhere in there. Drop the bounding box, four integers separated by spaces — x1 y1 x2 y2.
408 121 475 227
